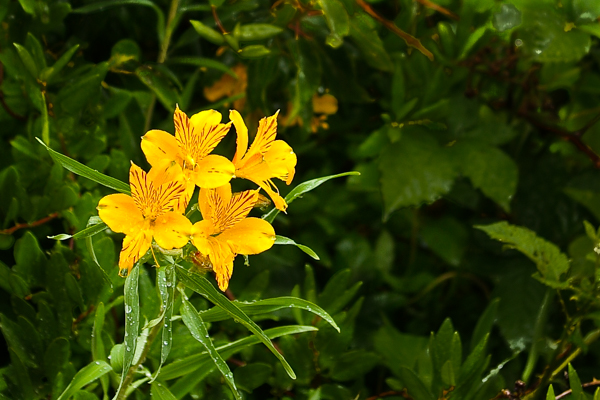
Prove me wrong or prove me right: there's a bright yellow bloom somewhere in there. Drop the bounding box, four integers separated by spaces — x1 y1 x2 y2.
141 106 235 212
229 110 297 212
97 163 192 275
190 184 276 291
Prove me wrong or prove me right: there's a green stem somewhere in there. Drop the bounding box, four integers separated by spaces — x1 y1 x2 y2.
550 328 600 381
143 0 180 133
114 321 163 400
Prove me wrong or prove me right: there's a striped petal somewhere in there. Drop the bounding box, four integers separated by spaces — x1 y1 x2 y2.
246 111 279 158
141 129 181 167
97 193 144 235
118 228 153 274
219 217 275 255
153 212 192 249
229 109 248 165
264 140 297 185
189 154 235 189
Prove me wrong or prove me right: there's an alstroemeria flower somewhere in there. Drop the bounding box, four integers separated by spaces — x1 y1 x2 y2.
141 106 235 212
97 163 192 275
190 184 276 291
229 110 297 212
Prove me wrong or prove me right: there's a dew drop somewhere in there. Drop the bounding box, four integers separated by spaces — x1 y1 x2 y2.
125 305 132 313
163 341 168 346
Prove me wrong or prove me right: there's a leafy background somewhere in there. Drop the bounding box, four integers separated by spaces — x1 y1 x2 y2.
2 0 600 399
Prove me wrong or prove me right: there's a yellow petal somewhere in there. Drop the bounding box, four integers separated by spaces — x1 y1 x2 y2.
258 180 288 212
219 189 258 232
229 109 248 165
174 180 196 214
189 110 232 159
206 237 235 291
141 129 181 167
219 217 275 255
264 140 297 185
203 74 236 102
147 159 184 187
198 184 232 223
153 212 192 249
97 193 144 234
312 93 338 115
246 111 279 159
118 228 153 273
190 154 235 188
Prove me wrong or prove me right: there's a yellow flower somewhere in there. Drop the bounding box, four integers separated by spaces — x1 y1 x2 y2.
97 163 192 275
229 110 297 212
203 64 247 110
141 106 235 212
190 184 276 291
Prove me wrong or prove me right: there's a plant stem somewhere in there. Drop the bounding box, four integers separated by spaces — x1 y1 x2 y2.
143 0 180 133
114 321 163 400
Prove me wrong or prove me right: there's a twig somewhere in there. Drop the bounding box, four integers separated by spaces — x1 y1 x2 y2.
0 212 60 235
355 0 434 61
366 390 413 400
519 112 600 168
555 379 600 400
416 0 460 21
211 5 227 34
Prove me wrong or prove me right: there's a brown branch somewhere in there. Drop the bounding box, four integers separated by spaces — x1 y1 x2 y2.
72 304 95 329
366 390 413 400
519 112 600 168
211 5 227 34
0 212 60 235
555 379 600 400
355 0 434 61
416 0 460 21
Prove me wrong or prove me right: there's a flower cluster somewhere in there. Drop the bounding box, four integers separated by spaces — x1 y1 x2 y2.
97 107 296 291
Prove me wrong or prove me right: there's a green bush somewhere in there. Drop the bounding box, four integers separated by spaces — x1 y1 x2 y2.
2 0 600 399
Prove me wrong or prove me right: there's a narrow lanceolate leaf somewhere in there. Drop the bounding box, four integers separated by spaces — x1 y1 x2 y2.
175 265 297 379
41 91 49 145
181 297 241 400
151 383 178 400
117 266 140 391
36 138 130 194
263 171 360 223
92 302 110 398
475 221 570 288
149 265 176 382
160 325 318 380
167 57 236 77
274 235 320 260
40 44 80 82
13 43 38 79
56 361 112 400
48 220 107 241
199 296 339 331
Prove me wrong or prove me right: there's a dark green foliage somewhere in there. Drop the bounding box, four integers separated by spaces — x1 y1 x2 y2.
3 0 600 399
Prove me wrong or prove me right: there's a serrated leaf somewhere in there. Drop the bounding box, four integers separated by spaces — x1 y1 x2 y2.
380 129 457 219
476 221 570 288
175 266 296 379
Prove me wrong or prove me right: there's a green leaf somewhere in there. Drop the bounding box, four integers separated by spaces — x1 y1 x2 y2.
151 265 176 381
56 361 112 400
36 138 130 194
475 221 570 288
13 43 38 79
159 325 317 380
136 66 179 112
262 171 359 223
168 57 236 77
564 188 600 222
471 298 499 351
199 296 339 331
349 14 393 72
238 45 271 59
92 303 109 398
420 216 468 266
175 266 297 379
40 44 80 82
190 20 225 45
569 363 584 400
151 383 178 400
459 26 489 59
492 3 522 32
234 363 273 393
274 235 320 260
396 366 435 400
451 140 518 212
546 385 555 400
117 266 140 392
238 24 283 41
318 0 350 48
57 62 109 113
25 33 46 71
49 220 107 241
181 297 241 400
72 0 165 42
380 128 457 219
18 0 36 15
